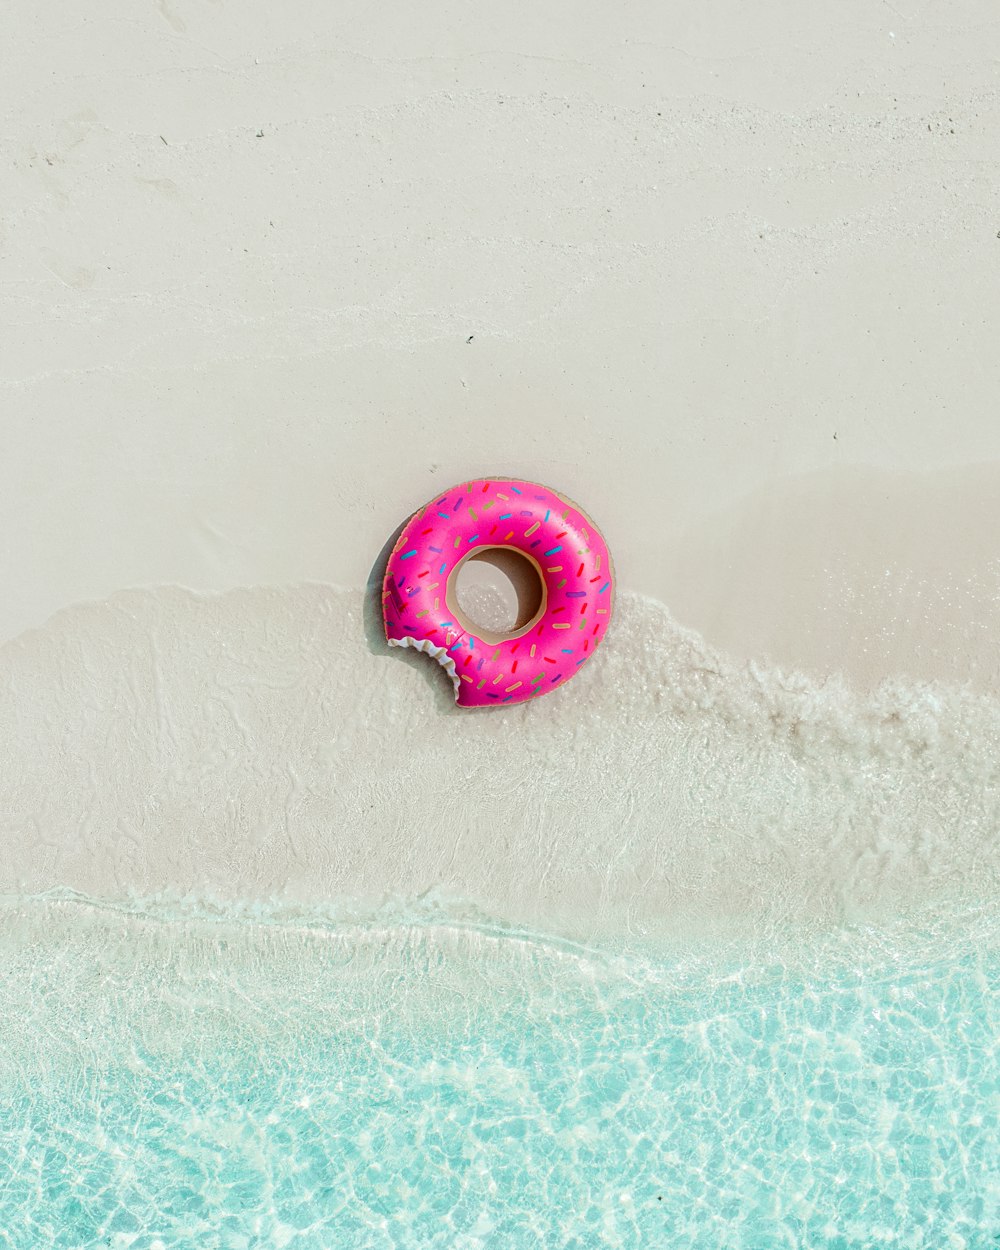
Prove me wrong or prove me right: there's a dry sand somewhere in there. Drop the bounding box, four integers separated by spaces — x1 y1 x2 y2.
3 0 999 692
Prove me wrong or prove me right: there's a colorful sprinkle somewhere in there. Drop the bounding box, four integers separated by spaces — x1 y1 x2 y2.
384 479 613 707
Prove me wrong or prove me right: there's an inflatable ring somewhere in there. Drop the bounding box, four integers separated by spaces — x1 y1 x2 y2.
382 477 614 706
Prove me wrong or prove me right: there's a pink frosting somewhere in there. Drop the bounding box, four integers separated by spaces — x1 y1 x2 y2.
382 478 614 707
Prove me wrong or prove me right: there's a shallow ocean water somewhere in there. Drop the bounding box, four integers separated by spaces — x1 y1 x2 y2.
2 586 1000 1246
2 898 998 1249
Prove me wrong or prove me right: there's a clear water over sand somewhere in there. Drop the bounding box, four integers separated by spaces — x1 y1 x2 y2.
3 899 998 1248
1 586 998 1245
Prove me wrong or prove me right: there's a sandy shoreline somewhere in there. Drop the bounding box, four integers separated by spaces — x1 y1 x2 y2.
4 7 1000 1246
2 584 997 941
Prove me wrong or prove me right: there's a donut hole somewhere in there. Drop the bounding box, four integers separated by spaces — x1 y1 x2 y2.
448 547 546 643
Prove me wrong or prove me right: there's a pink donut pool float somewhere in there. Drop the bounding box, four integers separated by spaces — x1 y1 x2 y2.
382 477 614 707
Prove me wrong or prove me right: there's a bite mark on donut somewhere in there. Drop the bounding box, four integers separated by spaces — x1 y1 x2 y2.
387 635 461 701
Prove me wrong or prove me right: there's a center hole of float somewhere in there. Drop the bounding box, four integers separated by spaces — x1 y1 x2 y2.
447 546 547 643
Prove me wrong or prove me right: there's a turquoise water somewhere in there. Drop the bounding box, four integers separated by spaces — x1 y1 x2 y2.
2 900 998 1249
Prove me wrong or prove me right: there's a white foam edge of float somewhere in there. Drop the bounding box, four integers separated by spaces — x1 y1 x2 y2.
388 636 461 700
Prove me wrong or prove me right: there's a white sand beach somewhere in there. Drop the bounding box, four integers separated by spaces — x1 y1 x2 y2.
2 0 1000 933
